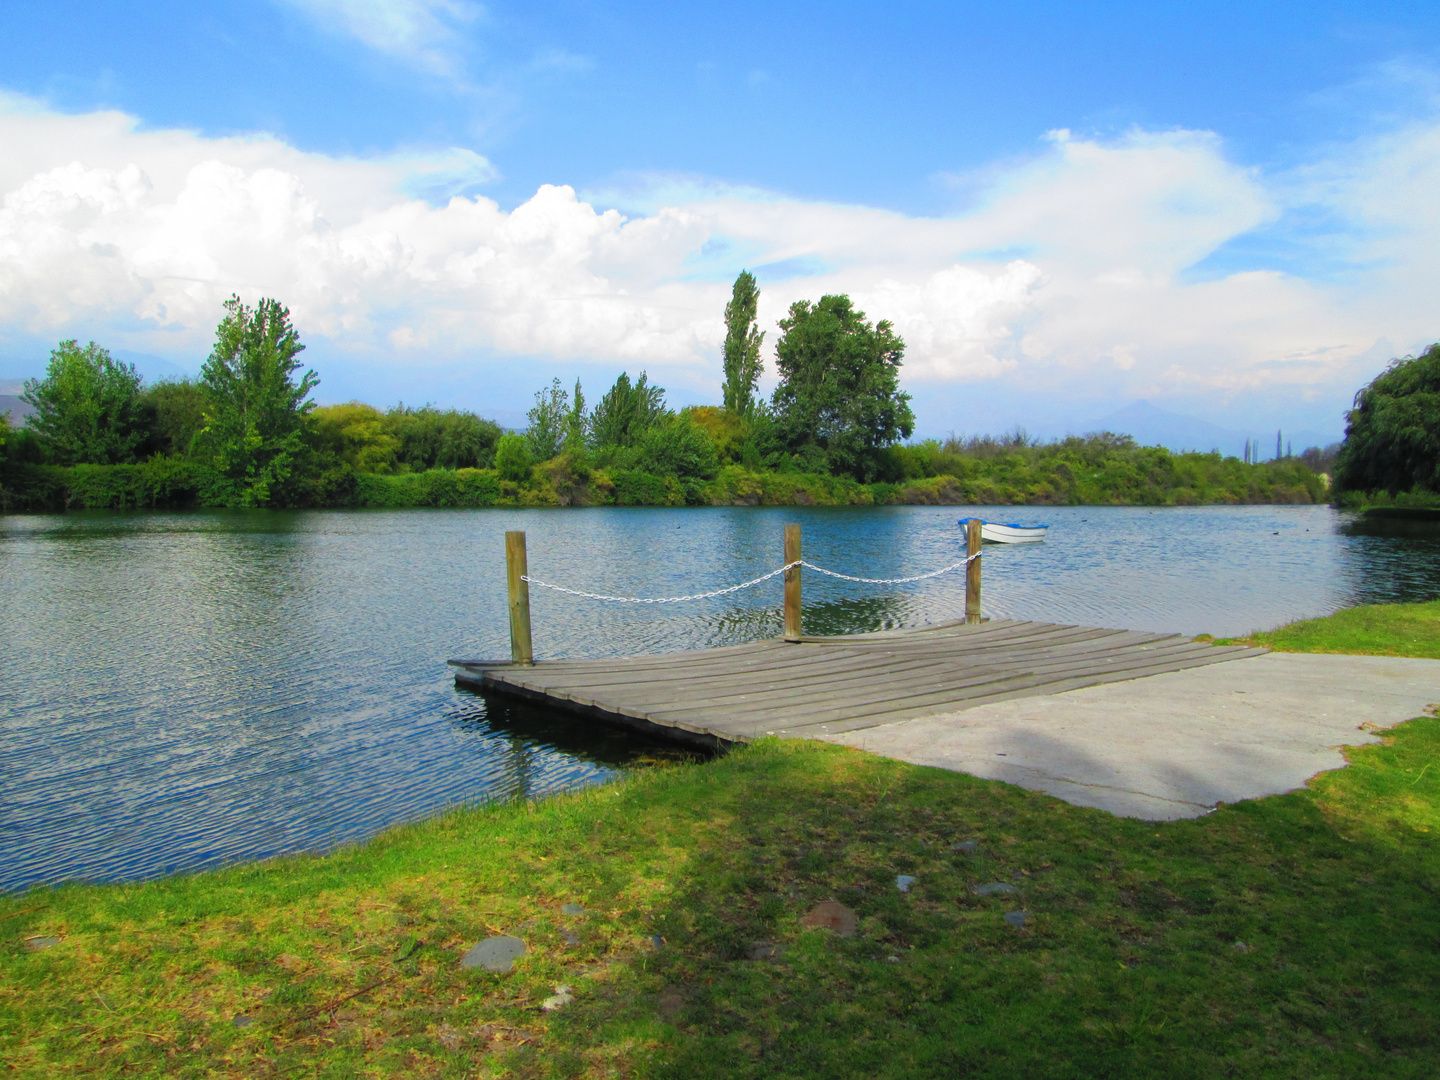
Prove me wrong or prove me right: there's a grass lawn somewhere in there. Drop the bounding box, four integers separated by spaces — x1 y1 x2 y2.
1219 598 1440 659
5 605 1439 1079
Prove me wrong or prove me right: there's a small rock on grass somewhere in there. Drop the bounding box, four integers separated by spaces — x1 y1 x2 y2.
974 882 1019 896
896 875 917 893
561 903 585 916
232 1015 254 1029
23 936 60 951
950 841 979 854
542 985 573 1011
802 900 858 938
746 941 783 961
560 929 580 946
1003 911 1029 928
461 935 526 972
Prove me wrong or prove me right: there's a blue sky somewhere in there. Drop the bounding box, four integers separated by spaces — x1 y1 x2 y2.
2 0 1438 439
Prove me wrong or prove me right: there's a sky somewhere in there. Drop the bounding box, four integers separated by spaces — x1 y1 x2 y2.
2 1 1438 440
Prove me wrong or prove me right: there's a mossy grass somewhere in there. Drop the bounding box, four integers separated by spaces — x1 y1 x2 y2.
6 696 1440 1078
1218 598 1440 659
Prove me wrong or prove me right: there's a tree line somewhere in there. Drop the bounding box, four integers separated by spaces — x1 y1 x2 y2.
2 272 1403 512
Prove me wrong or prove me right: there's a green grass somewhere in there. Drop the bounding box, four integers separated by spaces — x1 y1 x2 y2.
1219 598 1440 659
5 716 1440 1078
6 601 1440 1078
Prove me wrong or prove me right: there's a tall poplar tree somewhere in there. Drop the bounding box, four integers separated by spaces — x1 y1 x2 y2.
721 270 764 416
196 296 318 506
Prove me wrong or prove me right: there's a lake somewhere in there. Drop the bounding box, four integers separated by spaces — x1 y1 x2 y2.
2 504 1436 893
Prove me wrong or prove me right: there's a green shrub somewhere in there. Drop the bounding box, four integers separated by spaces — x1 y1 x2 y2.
354 469 502 508
612 470 683 506
495 434 532 483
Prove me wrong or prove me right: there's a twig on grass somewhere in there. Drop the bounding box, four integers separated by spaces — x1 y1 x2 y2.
286 974 399 1028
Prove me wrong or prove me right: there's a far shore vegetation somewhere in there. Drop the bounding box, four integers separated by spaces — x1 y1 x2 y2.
3 280 1436 515
4 600 1438 1078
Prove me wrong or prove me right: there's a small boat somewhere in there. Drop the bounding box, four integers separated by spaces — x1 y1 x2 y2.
968 520 1049 544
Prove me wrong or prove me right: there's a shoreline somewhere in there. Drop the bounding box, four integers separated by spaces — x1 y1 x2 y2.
4 601 1439 1077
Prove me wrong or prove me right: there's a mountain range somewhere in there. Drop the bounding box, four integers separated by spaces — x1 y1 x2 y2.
1075 400 1341 460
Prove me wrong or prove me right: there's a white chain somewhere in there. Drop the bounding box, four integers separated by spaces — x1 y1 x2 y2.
521 560 802 604
799 551 980 584
520 550 981 604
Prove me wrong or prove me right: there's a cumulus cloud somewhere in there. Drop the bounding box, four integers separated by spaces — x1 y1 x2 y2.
0 93 1437 428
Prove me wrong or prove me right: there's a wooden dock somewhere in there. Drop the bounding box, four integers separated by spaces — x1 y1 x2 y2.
450 619 1267 748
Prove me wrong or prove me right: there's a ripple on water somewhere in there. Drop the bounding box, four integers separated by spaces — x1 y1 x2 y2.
2 505 1436 892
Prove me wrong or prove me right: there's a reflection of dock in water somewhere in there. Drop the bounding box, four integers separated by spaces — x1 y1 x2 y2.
450 618 1265 749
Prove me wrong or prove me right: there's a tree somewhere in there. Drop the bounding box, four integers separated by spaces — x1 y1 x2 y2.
385 405 501 470
636 414 721 480
721 270 765 416
495 433 532 482
140 379 210 457
564 379 588 454
21 340 147 464
1334 342 1440 495
312 403 400 473
195 296 319 506
589 372 668 448
526 378 569 462
770 294 914 481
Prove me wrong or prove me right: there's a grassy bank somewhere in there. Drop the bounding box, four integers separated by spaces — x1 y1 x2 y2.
5 607 1439 1078
1219 598 1440 659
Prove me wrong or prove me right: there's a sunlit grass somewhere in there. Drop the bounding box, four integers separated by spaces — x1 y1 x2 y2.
1220 598 1440 659
5 704 1440 1078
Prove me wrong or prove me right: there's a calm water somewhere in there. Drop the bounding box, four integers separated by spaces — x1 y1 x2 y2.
2 504 1436 893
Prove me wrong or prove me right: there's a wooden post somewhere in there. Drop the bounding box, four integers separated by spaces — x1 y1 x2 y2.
506 530 534 665
783 523 802 642
965 517 983 625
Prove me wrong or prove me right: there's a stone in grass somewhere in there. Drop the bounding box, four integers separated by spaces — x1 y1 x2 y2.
23 936 60 951
561 903 585 916
950 841 979 854
461 935 527 972
974 882 1019 896
232 1015 255 1029
896 875 917 893
746 941 783 961
542 985 574 1011
802 900 858 938
1003 911 1029 928
560 930 581 946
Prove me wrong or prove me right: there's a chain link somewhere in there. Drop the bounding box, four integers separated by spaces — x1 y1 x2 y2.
520 550 981 604
521 560 801 604
799 551 979 585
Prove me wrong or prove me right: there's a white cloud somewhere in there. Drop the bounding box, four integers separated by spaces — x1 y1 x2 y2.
276 0 481 79
0 93 1437 428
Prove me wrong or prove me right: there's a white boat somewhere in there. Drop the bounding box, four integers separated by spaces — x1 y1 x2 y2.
977 520 1048 544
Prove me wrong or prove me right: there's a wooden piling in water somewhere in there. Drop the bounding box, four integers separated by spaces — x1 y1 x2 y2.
965 518 982 624
784 523 802 642
506 530 534 665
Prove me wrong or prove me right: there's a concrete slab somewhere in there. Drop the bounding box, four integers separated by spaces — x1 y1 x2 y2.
820 653 1440 820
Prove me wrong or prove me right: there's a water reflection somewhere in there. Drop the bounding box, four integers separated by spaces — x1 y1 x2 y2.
1336 515 1440 606
3 504 1437 894
455 689 710 770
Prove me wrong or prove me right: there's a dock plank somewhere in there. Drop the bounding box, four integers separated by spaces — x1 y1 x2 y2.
454 619 1264 746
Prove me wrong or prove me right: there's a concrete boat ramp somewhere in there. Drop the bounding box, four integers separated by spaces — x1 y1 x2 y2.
451 619 1440 821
